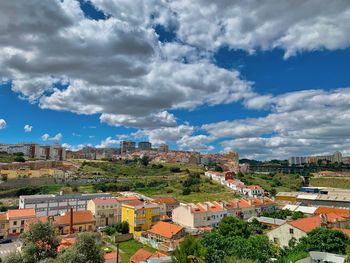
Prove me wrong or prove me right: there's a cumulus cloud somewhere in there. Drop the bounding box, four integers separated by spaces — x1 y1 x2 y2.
167 0 350 58
62 143 86 151
41 133 62 142
177 135 215 152
204 88 350 159
0 119 6 129
96 137 120 148
24 124 33 132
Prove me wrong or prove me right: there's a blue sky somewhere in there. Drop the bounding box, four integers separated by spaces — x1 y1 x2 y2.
1 0 350 159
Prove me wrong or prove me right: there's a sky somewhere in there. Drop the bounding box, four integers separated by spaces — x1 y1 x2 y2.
1 0 350 160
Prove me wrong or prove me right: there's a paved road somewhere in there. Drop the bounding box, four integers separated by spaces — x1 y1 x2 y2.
0 241 21 260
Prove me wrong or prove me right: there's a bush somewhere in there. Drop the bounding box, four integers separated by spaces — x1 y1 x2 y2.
170 167 181 173
182 188 191 195
14 156 25 162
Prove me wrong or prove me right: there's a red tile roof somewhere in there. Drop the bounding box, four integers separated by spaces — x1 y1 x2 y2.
54 210 95 226
123 200 145 207
288 213 346 233
130 249 153 263
148 221 184 239
0 213 7 221
92 197 118 205
7 208 36 219
153 197 178 204
315 207 350 217
115 196 139 202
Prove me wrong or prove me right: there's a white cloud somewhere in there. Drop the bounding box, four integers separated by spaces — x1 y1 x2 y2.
41 132 62 142
62 143 86 151
204 88 350 159
0 119 6 129
177 135 215 152
24 124 33 132
167 0 350 58
136 124 194 146
96 137 120 148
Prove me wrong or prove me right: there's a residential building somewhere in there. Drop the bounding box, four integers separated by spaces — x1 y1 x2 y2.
87 198 119 227
130 249 171 263
153 197 179 217
19 193 113 217
120 141 136 154
172 201 228 228
121 200 161 234
296 251 346 263
158 144 169 153
147 221 185 243
248 216 286 228
267 213 349 247
138 142 152 151
54 210 96 235
282 204 318 215
240 185 264 197
0 213 9 240
7 208 36 235
289 151 343 166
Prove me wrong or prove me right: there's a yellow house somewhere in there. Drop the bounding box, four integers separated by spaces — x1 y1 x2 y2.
121 200 160 234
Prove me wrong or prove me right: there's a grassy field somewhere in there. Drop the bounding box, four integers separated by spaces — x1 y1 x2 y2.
77 160 236 202
118 239 156 262
310 177 350 189
238 172 302 193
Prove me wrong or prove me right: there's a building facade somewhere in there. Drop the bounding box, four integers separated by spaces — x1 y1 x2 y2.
138 142 152 151
120 141 136 154
87 198 119 227
121 200 161 234
19 193 113 217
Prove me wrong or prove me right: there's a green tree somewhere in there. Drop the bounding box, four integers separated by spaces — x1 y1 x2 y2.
217 216 250 238
20 221 60 263
302 228 348 254
174 235 207 263
14 156 25 162
58 232 104 263
139 156 150 166
224 257 258 263
2 252 24 263
291 211 305 220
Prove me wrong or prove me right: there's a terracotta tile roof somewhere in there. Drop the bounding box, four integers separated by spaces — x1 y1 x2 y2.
92 197 118 205
190 204 206 213
206 202 225 212
0 213 7 221
115 196 139 202
104 251 120 261
315 207 350 217
150 251 168 258
153 197 178 204
288 213 346 233
123 200 145 207
148 221 184 239
245 185 263 190
7 208 36 219
54 210 95 226
335 228 350 237
130 248 153 263
238 199 252 208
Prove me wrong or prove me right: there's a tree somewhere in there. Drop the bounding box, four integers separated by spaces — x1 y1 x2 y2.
302 228 348 254
58 232 104 263
20 221 60 263
291 211 305 220
14 156 25 162
2 252 24 263
139 156 150 166
217 216 250 238
174 235 207 263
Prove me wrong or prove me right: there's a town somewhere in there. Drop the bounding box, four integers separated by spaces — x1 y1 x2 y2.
1 142 350 262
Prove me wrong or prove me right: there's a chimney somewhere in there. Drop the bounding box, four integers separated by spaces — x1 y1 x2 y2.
319 214 328 228
69 207 74 234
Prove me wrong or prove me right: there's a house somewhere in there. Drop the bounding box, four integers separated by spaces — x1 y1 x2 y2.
0 213 9 240
172 201 227 228
296 251 346 263
240 185 264 197
315 207 350 217
147 221 185 243
54 210 96 235
248 216 286 228
7 208 36 236
267 213 349 247
87 197 119 227
121 200 161 234
153 197 179 217
130 249 171 263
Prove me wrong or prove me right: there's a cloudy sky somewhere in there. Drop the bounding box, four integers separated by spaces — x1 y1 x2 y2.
1 0 350 159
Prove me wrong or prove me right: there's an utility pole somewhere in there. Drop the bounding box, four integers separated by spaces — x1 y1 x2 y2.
116 242 119 263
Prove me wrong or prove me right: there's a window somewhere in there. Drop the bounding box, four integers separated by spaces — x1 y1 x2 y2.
289 228 294 234
13 221 17 226
21 220 25 225
12 229 16 234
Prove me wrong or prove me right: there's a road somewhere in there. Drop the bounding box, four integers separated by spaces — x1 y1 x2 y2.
0 241 21 260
